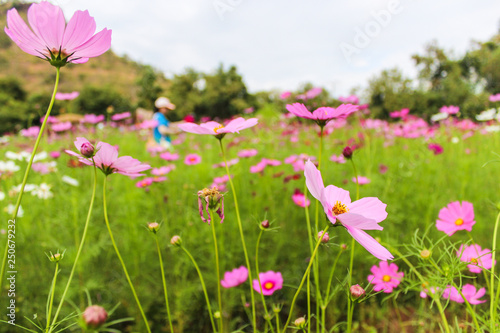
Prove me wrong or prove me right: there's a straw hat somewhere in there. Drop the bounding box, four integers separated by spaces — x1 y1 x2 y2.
155 97 176 110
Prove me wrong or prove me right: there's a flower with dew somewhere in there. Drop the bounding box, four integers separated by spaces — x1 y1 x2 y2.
252 271 283 296
198 186 224 224
5 1 111 67
286 103 358 127
367 261 404 293
66 137 150 177
457 244 495 273
436 201 475 236
184 153 201 165
178 117 258 139
304 160 393 260
442 284 486 305
221 266 248 288
292 189 310 207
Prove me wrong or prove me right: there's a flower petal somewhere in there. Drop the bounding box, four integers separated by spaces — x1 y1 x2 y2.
345 226 393 260
348 197 388 222
304 160 324 201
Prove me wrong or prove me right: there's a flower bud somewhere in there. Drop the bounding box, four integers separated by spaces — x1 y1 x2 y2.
214 311 221 319
350 284 365 299
170 235 181 246
342 146 353 159
341 243 348 251
261 220 270 229
420 249 431 259
80 142 95 158
82 305 108 328
294 316 307 329
147 222 160 233
49 252 63 263
317 231 329 243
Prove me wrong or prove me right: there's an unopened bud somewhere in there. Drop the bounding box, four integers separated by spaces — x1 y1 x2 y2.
294 316 307 329
342 146 353 159
420 249 431 259
318 231 329 243
214 311 221 319
350 284 366 299
80 142 95 158
341 243 348 251
49 252 63 262
261 220 270 229
147 222 160 233
170 235 181 246
82 305 108 328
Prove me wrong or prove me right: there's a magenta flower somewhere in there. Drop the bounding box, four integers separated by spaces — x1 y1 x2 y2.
489 93 500 103
5 1 111 66
280 91 292 100
292 189 310 207
436 201 475 236
55 91 79 100
304 160 393 260
178 117 258 139
367 261 404 293
66 137 150 177
428 143 443 155
82 114 105 124
457 244 495 273
151 165 175 176
238 148 258 158
111 112 131 121
20 126 40 138
389 108 410 120
286 103 358 126
159 152 179 161
198 187 224 224
338 95 360 105
136 178 153 188
253 271 283 296
442 284 486 305
184 153 201 165
51 121 72 132
221 266 248 288
439 105 460 115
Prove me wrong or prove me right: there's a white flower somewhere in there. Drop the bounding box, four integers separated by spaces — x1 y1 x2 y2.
484 125 500 133
9 183 36 197
430 112 449 122
5 204 23 217
33 151 48 162
0 192 5 201
61 175 79 187
0 161 20 173
476 108 497 122
31 183 53 200
5 151 29 161
451 137 460 144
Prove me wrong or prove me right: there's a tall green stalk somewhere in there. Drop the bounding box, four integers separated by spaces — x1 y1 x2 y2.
255 229 275 333
45 262 59 332
314 126 324 333
180 245 217 333
281 225 330 333
48 161 97 332
0 68 60 292
209 209 223 333
154 235 174 332
490 211 500 331
102 177 151 333
218 138 256 330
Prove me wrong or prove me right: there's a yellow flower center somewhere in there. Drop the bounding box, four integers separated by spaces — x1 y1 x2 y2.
455 218 464 226
382 275 391 282
214 125 224 133
264 282 274 290
332 201 349 216
470 258 478 265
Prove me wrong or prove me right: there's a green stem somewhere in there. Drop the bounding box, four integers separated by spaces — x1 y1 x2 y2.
491 211 500 331
255 229 275 333
314 125 325 333
45 262 59 332
0 67 60 292
347 158 359 333
209 209 223 333
302 182 313 333
154 235 174 332
281 225 330 333
48 160 97 333
321 247 342 332
180 245 217 333
103 177 151 333
218 138 256 330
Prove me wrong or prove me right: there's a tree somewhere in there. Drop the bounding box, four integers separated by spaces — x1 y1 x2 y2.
136 65 164 109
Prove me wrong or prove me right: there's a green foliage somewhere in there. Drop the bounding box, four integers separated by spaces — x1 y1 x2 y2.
0 76 26 101
136 65 164 109
74 85 133 115
0 91 30 133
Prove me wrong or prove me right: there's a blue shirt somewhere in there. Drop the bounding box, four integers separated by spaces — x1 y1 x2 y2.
153 112 171 143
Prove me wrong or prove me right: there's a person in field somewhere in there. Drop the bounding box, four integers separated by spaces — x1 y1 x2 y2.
152 97 180 149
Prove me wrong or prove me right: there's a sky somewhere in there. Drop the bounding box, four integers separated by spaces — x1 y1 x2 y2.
37 0 500 97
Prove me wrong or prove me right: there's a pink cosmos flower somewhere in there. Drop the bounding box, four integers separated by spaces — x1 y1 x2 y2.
304 160 393 260
55 91 79 100
198 187 224 224
82 114 105 124
51 121 72 132
379 164 388 174
138 120 159 129
338 95 359 105
178 117 258 138
389 108 410 120
136 177 153 188
305 87 323 99
184 154 201 165
250 160 267 174
20 126 40 138
292 189 310 207
213 158 239 168
442 284 486 305
151 165 175 176
330 154 346 164
253 271 283 296
111 112 131 121
457 244 495 273
489 93 500 103
440 105 460 115
65 137 150 177
159 152 179 161
286 103 358 126
41 115 59 124
436 201 475 236
367 261 404 293
221 266 248 288
352 176 370 185
420 286 440 298
280 91 292 100
50 151 60 159
428 143 443 155
5 1 111 66
238 148 258 158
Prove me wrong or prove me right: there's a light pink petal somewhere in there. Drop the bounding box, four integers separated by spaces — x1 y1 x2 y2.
178 122 215 135
337 213 382 230
5 9 45 57
461 201 475 221
62 10 96 51
304 160 324 201
322 185 351 206
95 142 118 167
74 137 90 151
435 220 457 236
70 28 112 60
348 197 388 222
286 103 313 119
27 2 65 51
345 226 393 260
